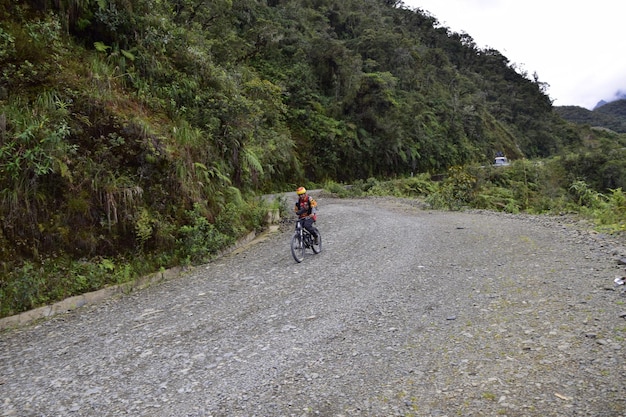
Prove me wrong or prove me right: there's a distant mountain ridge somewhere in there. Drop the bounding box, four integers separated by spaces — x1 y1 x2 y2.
593 90 626 110
555 99 626 133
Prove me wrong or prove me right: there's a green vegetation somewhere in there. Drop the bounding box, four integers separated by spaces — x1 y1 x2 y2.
325 155 626 234
555 100 626 133
1 0 626 318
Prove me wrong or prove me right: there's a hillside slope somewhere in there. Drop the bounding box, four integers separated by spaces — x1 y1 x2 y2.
555 100 626 133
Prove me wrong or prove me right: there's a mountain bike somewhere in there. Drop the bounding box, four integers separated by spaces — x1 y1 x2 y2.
291 217 322 263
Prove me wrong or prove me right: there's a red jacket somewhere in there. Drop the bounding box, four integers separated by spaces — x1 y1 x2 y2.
294 195 317 219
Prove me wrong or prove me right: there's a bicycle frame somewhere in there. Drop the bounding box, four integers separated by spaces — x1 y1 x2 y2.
291 217 320 263
295 219 313 248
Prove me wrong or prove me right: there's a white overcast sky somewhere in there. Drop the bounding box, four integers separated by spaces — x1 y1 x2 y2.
401 0 625 109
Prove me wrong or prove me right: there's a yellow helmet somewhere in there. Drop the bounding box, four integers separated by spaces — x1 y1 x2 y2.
296 186 306 195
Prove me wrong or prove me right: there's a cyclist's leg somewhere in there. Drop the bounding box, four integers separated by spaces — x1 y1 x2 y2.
304 218 318 242
311 223 319 243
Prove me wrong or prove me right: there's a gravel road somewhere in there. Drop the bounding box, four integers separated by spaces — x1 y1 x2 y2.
1 196 626 417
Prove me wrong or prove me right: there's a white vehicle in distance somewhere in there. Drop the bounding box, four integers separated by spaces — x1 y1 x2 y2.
494 156 510 166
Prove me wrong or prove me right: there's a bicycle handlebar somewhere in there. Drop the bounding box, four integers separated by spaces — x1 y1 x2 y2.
295 216 314 221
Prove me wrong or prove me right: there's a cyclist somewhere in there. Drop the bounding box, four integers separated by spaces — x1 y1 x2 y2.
294 187 319 243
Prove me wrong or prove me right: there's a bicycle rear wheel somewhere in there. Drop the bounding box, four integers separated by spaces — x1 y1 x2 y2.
291 233 305 263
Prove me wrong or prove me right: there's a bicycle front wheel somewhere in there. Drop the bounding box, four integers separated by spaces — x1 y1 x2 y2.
291 233 305 263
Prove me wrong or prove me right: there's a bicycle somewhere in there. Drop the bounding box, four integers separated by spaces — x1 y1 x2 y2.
291 217 322 263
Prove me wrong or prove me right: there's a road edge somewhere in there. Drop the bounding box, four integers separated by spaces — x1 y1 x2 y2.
0 219 282 332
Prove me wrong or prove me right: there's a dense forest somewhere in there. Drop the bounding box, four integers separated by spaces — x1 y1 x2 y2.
1 0 625 316
555 100 626 133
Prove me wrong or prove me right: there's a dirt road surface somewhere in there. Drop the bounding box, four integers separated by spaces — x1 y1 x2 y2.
1 197 625 416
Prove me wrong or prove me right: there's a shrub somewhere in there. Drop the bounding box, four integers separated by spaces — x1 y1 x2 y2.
594 188 626 233
427 166 477 210
324 180 352 197
177 203 232 265
0 261 45 316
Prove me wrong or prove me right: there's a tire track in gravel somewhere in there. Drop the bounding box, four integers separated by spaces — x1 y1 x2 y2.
1 197 625 416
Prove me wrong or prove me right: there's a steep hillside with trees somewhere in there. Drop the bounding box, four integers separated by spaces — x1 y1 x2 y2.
0 0 611 316
555 100 626 133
